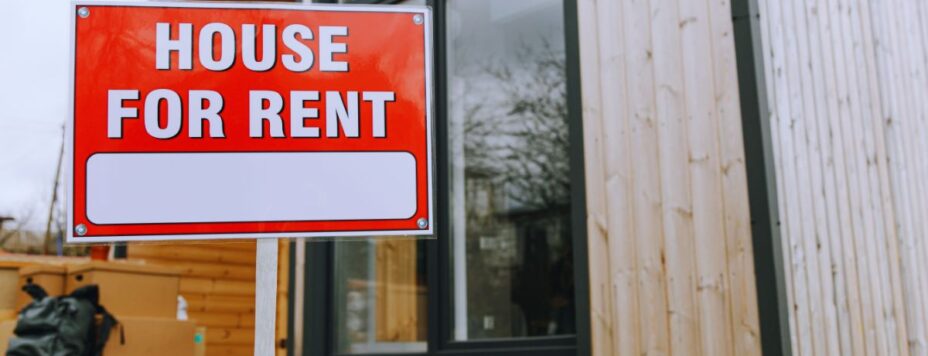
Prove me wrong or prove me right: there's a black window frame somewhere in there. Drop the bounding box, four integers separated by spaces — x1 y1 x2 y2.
294 1 590 355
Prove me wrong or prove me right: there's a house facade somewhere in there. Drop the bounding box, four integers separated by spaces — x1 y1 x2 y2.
122 0 928 355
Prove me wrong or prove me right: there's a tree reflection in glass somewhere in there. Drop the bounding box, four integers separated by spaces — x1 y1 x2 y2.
447 0 573 341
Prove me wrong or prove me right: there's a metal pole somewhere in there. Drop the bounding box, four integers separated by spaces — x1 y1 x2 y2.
255 239 279 355
43 125 65 254
731 0 792 354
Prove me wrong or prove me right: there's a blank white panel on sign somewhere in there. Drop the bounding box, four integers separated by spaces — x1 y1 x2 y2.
85 152 418 225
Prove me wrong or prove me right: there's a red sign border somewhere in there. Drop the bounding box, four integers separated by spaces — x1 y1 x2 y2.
65 1 435 243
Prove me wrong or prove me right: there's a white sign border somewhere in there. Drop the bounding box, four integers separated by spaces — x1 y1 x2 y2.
66 1 435 243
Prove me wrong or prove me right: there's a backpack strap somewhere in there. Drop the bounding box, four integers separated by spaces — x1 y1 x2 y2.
21 283 48 301
91 304 119 356
67 284 121 356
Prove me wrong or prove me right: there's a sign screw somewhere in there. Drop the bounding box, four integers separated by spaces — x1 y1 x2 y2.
75 224 88 236
417 218 428 229
413 14 423 25
78 7 89 18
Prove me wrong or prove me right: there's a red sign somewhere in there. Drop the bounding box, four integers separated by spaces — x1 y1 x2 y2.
67 2 433 242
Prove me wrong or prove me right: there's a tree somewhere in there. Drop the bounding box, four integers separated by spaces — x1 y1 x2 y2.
461 40 571 212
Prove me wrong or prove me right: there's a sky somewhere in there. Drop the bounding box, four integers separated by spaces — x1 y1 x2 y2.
0 1 72 231
0 0 149 232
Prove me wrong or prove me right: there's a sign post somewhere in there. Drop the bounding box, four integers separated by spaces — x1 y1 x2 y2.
68 2 433 354
255 239 278 355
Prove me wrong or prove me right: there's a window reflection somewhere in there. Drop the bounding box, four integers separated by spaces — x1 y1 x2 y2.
334 240 427 354
447 0 573 341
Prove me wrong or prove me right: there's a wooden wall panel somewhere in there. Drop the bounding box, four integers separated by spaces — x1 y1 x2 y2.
374 239 421 342
870 0 928 355
577 0 761 355
128 240 290 356
755 0 928 354
577 0 620 354
707 0 763 354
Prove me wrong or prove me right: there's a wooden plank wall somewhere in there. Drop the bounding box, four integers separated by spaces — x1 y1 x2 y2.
757 0 928 354
576 0 761 355
128 240 290 356
374 239 423 342
870 1 928 354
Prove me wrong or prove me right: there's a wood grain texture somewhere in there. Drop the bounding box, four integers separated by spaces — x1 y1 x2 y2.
650 0 701 354
755 0 928 354
576 0 618 354
577 0 761 354
137 258 257 280
205 345 252 356
128 240 289 355
871 0 928 354
374 239 422 342
707 0 762 353
130 244 255 265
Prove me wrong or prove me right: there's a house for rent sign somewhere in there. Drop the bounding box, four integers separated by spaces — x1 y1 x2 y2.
67 2 434 242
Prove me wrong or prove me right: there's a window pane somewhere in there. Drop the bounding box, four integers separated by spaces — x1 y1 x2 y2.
334 240 427 353
446 0 574 341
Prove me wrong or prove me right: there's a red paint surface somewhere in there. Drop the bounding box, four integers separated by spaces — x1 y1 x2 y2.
70 5 430 239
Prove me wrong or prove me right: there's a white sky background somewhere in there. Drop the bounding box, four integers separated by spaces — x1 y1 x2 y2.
0 0 142 232
0 1 71 232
